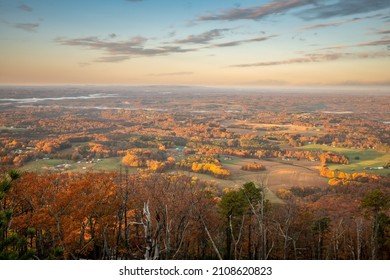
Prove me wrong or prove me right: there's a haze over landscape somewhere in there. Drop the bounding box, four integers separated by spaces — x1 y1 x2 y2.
1 0 389 86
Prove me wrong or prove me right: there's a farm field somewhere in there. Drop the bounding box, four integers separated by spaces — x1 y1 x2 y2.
19 159 75 173
226 121 323 137
221 157 327 191
0 126 26 133
298 144 390 175
93 157 123 172
182 156 327 203
19 157 125 173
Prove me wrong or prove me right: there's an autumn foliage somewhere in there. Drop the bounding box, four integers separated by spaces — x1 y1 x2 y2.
319 152 349 165
4 171 221 260
241 163 266 171
1 169 389 260
320 165 382 184
122 148 167 167
179 155 231 179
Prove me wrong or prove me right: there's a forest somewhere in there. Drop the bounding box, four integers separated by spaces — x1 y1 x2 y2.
0 86 389 260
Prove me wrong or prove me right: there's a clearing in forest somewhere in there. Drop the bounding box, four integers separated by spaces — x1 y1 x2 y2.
298 144 390 176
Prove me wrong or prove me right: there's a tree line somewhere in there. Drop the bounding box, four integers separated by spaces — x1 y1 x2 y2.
1 169 389 260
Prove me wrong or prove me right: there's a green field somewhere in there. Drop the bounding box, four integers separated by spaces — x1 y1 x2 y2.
20 157 133 174
19 159 75 173
0 126 26 132
93 157 123 171
218 156 242 165
298 144 390 175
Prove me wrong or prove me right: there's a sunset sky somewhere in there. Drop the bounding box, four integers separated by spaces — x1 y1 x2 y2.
0 0 389 86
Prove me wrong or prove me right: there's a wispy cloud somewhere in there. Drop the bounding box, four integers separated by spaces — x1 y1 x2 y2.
95 56 130 63
56 36 145 48
175 28 230 44
213 35 276 48
78 62 91 68
382 15 390 22
300 18 362 30
147 72 194 76
58 32 277 64
319 38 390 50
198 0 389 22
18 4 33 12
199 0 314 21
299 0 390 20
56 36 196 62
172 29 275 48
167 31 176 38
301 14 382 30
230 51 390 67
356 38 390 47
372 29 390 35
13 22 39 32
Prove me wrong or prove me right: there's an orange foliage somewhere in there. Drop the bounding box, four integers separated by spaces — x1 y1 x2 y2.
319 152 349 165
180 155 231 179
241 163 266 171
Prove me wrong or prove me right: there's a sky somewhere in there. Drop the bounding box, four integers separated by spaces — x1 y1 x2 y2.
0 0 389 86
